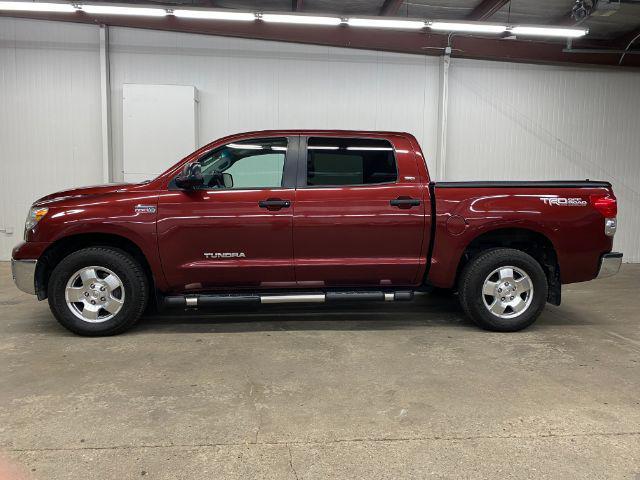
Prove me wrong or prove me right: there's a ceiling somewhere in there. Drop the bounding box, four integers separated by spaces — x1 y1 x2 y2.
109 0 640 42
3 0 640 66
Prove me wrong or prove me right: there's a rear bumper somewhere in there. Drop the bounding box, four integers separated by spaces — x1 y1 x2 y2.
597 252 623 279
11 259 37 295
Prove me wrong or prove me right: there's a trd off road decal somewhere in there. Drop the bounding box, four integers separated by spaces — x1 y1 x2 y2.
541 197 587 206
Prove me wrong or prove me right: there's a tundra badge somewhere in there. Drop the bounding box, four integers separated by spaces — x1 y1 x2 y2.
204 252 246 259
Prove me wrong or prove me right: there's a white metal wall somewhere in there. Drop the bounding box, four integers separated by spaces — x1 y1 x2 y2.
107 27 441 183
1 18 639 262
447 59 640 262
0 18 102 260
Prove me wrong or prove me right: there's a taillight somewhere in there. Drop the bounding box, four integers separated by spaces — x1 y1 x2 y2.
591 194 617 237
590 194 617 217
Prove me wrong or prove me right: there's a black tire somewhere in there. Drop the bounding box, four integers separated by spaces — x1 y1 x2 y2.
458 248 548 332
47 247 148 336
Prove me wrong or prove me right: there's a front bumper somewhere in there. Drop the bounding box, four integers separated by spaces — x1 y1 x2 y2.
597 252 623 279
11 259 37 295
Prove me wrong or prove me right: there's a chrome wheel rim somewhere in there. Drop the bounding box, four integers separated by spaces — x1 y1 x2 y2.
482 266 534 319
65 266 125 323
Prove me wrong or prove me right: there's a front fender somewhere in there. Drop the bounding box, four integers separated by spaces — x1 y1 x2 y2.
28 192 167 291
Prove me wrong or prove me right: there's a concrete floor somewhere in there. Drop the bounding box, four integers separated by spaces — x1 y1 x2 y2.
1 262 639 479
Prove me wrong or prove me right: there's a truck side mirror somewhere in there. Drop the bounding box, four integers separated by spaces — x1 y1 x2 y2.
175 162 204 189
222 172 233 188
207 171 234 188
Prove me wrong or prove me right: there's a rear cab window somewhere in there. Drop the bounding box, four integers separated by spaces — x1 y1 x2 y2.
306 137 397 187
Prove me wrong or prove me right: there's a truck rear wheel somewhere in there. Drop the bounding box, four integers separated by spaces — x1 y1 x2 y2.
47 247 148 336
458 248 548 332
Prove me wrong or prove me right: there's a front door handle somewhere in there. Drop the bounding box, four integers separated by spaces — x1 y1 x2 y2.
258 198 291 210
390 197 421 208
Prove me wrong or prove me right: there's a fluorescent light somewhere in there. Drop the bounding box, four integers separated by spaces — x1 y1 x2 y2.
510 26 588 37
262 13 342 26
0 1 76 12
347 18 425 29
173 9 255 21
227 143 263 149
430 21 507 34
271 146 288 151
81 4 166 16
308 146 339 150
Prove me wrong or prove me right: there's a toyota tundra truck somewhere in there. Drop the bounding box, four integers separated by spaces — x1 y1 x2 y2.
11 130 622 336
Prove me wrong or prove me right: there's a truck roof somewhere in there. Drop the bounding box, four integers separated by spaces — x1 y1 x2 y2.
225 129 415 137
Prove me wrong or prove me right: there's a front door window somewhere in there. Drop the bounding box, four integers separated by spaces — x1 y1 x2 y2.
197 138 288 189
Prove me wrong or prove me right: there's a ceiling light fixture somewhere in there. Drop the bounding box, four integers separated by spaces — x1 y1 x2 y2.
262 13 342 26
0 2 591 40
347 18 425 29
510 26 588 37
0 1 76 12
172 9 255 21
430 21 507 34
81 4 166 16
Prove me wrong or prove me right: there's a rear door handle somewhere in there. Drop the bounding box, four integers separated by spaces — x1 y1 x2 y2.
258 198 291 210
390 197 421 208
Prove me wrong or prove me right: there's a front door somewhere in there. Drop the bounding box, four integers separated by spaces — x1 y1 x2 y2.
157 136 298 292
293 135 427 287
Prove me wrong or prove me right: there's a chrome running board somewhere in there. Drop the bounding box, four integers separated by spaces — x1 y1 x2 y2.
163 291 414 308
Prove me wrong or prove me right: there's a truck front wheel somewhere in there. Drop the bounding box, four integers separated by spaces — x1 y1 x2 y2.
458 248 548 332
47 247 148 336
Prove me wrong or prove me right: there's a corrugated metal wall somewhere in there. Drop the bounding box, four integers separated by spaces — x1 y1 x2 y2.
107 27 441 183
1 18 639 262
447 59 640 261
0 18 102 260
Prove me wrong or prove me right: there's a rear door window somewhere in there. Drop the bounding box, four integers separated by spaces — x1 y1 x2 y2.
306 137 397 187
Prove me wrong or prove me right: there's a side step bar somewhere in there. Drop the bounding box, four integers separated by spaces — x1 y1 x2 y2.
163 291 414 308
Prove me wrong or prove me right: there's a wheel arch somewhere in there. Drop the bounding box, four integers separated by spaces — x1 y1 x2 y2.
454 227 561 305
35 233 155 301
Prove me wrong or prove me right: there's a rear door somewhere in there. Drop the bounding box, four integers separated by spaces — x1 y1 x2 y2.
157 136 298 292
293 135 426 287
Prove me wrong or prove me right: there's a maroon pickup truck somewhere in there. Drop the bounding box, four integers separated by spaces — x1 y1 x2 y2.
12 130 622 336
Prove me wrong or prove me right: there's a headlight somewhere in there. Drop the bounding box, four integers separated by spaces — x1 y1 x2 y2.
24 207 49 236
